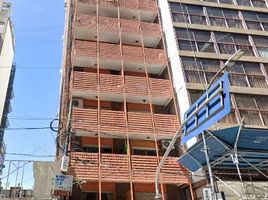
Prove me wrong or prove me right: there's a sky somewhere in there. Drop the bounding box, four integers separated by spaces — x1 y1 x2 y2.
1 0 65 189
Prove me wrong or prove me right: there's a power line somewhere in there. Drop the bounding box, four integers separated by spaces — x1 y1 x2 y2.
4 127 52 131
5 153 56 158
0 66 61 70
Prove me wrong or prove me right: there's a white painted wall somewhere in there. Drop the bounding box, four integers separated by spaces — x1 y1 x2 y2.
158 0 197 148
0 21 14 123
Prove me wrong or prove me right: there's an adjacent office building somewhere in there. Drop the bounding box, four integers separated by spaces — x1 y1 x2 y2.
59 0 193 199
0 1 15 175
159 0 268 199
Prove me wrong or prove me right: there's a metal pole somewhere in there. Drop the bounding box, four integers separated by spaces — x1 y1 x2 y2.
15 161 19 187
20 162 25 198
202 132 216 200
155 129 180 199
5 161 11 190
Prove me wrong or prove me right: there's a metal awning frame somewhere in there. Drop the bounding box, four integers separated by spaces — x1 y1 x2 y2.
205 129 268 180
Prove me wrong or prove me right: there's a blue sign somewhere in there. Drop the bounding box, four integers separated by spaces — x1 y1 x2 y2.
180 72 231 144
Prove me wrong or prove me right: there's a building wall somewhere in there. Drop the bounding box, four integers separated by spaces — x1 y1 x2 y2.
0 20 14 124
60 0 193 199
159 0 268 198
33 161 61 199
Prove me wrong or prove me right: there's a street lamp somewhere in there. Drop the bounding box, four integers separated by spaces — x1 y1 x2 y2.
207 49 245 89
154 49 245 200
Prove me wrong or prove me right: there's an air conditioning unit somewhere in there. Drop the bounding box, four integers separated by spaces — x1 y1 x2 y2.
72 99 83 108
161 140 175 150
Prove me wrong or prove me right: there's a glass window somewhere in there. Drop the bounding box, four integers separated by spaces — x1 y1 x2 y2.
176 28 214 52
170 3 189 23
215 32 236 54
170 2 187 13
229 74 248 87
237 0 252 6
251 0 266 7
188 5 206 25
223 10 242 28
248 76 268 88
243 11 263 30
243 63 262 75
228 62 244 73
240 110 263 125
201 59 220 72
233 35 254 56
256 96 268 110
253 36 268 58
235 95 256 109
207 8 226 27
176 28 193 40
181 57 201 70
172 13 189 23
220 0 234 4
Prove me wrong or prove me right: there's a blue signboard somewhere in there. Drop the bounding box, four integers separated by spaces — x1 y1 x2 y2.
180 72 231 144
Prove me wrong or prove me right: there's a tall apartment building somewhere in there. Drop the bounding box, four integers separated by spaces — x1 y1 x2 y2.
159 0 268 199
59 0 193 199
0 1 15 175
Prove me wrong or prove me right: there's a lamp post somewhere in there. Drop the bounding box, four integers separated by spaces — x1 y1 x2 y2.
154 49 245 200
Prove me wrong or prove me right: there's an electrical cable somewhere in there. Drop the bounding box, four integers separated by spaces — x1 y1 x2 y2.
5 153 56 158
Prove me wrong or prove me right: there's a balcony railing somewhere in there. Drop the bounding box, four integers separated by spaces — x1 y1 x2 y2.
73 71 172 98
69 152 189 184
72 107 179 139
75 40 166 65
76 14 161 47
77 0 157 18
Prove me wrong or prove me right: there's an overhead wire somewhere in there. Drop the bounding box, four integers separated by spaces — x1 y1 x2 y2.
5 153 56 158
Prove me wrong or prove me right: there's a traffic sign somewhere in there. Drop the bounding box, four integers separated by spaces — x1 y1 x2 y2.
181 72 231 144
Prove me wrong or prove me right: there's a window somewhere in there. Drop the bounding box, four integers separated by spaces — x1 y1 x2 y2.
207 8 226 27
170 3 189 23
188 5 206 25
227 62 267 88
234 94 268 126
215 32 254 56
237 0 252 6
176 28 214 53
223 10 243 28
233 34 254 56
207 8 243 28
251 0 266 7
253 36 268 58
237 0 267 7
215 32 236 54
181 57 220 84
170 3 206 25
220 0 234 4
243 11 268 31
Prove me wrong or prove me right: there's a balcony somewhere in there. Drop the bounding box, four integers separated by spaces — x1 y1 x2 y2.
69 152 190 184
73 71 172 105
76 14 161 48
72 107 179 140
77 0 157 23
74 40 167 74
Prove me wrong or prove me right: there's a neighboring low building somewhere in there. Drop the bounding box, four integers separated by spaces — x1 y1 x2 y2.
33 161 60 200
